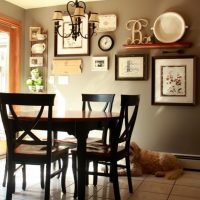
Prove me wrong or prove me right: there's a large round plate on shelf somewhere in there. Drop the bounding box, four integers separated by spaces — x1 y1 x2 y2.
152 12 187 43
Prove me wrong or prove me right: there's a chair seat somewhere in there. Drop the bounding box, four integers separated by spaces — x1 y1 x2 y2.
15 144 69 162
55 137 102 147
71 142 125 158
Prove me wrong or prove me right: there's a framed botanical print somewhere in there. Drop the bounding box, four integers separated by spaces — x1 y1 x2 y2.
115 54 148 80
152 56 196 105
54 14 90 56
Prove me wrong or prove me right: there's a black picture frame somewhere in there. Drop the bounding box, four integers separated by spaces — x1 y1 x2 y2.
115 54 148 80
54 14 90 57
152 55 196 106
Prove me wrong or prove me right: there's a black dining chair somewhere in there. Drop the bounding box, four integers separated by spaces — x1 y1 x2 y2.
56 93 115 144
0 92 69 200
55 94 115 183
71 95 140 200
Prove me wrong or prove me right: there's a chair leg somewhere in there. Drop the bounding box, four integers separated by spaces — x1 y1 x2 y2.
2 157 7 187
111 161 121 200
85 161 89 185
22 164 26 190
93 161 98 186
125 156 133 193
61 156 68 194
6 162 15 200
40 164 45 189
44 163 51 200
57 159 61 179
72 153 77 198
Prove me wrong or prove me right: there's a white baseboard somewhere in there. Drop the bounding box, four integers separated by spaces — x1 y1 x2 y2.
175 154 200 171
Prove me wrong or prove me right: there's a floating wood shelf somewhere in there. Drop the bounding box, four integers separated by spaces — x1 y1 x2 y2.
123 42 192 49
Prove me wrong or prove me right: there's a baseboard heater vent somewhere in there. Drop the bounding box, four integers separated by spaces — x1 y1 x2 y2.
175 154 200 171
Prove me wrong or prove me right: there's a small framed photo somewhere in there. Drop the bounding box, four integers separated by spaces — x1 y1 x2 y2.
115 54 147 80
30 57 43 67
152 56 196 106
29 27 41 41
92 56 108 71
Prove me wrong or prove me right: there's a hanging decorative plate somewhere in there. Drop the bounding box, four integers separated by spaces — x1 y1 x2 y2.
152 12 188 43
97 14 117 32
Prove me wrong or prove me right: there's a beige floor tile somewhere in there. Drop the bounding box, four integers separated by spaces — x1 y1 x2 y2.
168 195 200 200
175 176 200 187
144 175 175 184
171 185 200 199
128 191 168 200
138 181 173 194
1 158 200 200
180 171 200 179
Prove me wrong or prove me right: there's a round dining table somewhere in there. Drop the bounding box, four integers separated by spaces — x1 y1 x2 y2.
16 110 120 200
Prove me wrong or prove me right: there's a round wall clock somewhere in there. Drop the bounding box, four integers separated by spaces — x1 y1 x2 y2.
98 35 114 51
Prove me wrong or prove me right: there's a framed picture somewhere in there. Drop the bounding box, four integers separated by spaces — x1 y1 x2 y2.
152 56 196 105
29 27 41 41
29 57 43 67
97 14 117 32
115 54 147 80
54 14 90 56
91 56 108 71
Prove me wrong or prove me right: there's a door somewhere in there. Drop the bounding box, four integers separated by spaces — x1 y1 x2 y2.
0 15 21 137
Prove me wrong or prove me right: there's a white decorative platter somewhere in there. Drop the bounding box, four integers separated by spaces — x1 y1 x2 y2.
97 14 117 32
152 12 188 43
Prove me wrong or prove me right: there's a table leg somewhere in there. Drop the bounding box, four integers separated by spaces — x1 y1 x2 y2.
76 126 87 200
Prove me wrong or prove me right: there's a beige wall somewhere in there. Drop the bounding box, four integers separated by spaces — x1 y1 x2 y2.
22 0 200 155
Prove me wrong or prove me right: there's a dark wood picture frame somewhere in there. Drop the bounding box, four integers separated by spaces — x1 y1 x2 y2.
54 14 90 57
115 54 148 80
152 55 196 106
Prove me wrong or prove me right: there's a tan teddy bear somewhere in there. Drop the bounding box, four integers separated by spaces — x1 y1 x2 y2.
118 142 183 179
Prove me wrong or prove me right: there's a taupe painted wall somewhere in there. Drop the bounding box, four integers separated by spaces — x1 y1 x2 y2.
13 0 200 155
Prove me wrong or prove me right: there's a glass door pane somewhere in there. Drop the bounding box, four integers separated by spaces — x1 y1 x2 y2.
0 32 9 134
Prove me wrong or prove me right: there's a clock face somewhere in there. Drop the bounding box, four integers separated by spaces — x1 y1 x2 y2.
98 35 114 51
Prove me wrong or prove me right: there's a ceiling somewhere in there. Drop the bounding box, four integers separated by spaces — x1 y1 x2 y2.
4 0 103 9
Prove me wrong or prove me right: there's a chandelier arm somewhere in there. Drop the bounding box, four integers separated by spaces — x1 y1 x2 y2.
66 1 76 26
79 31 89 39
55 22 72 38
78 1 86 13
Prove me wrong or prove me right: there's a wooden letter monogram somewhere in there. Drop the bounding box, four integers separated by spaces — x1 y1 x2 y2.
126 19 151 44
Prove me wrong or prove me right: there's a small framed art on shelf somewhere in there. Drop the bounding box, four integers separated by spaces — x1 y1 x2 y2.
152 56 196 106
115 54 148 80
30 57 43 67
29 27 41 41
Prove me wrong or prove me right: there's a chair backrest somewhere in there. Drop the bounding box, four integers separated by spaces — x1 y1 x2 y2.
0 93 55 160
82 94 115 143
113 95 140 153
82 94 115 112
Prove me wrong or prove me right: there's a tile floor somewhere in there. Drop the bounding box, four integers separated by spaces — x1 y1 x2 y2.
0 158 200 200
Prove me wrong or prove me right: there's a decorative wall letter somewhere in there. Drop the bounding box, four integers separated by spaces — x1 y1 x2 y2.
126 19 151 44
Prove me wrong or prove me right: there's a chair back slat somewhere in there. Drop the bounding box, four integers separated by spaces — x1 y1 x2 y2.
82 94 115 143
117 95 140 151
82 94 115 112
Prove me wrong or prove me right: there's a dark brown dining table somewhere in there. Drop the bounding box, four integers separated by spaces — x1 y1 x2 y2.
14 110 120 200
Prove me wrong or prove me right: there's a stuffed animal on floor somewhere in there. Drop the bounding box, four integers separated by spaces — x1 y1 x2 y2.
118 142 183 179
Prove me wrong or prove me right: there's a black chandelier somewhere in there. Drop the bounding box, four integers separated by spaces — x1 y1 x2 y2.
53 0 99 41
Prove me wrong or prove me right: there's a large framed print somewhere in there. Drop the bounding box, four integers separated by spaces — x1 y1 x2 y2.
115 54 147 80
54 14 90 56
152 56 196 106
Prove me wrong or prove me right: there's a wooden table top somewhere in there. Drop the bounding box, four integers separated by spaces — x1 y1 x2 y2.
16 110 120 122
